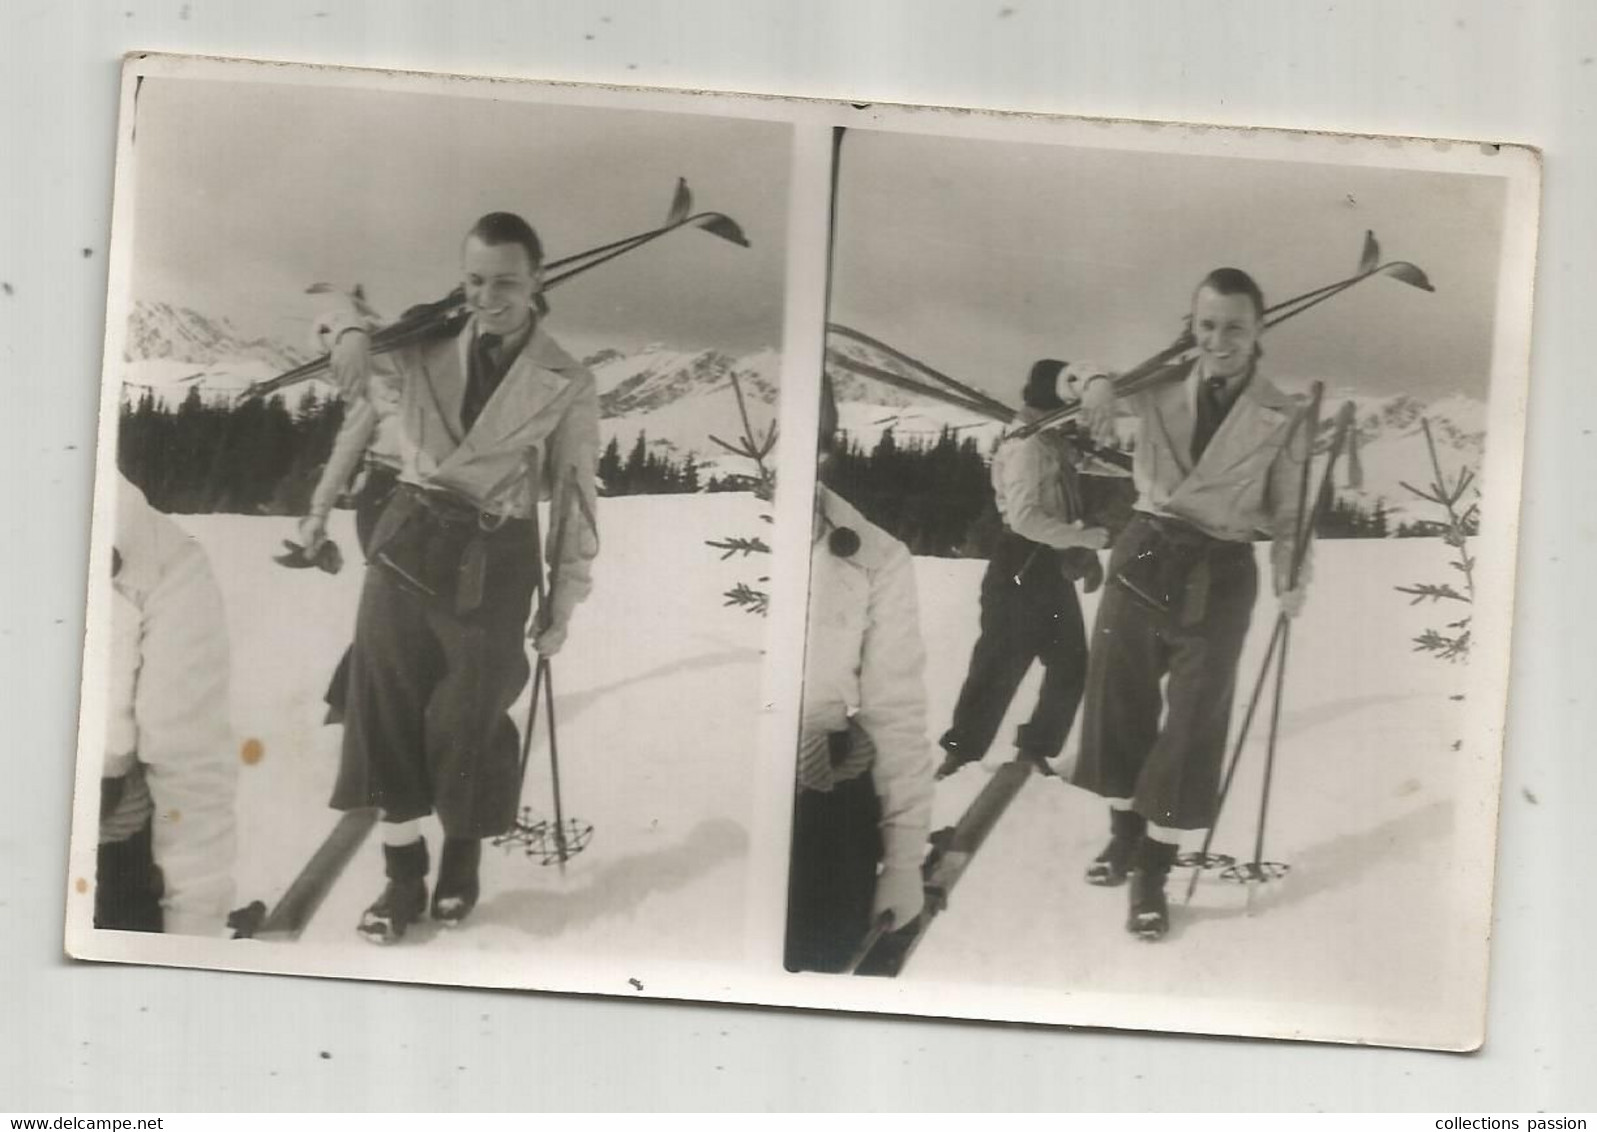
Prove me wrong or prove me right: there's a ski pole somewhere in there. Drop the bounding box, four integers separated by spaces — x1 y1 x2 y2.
1190 400 1362 903
1235 381 1322 904
843 910 896 975
1240 400 1365 910
1183 613 1286 905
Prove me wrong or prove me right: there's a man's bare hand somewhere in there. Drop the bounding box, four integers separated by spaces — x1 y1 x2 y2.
297 513 328 553
530 621 567 657
1070 524 1111 552
1079 374 1119 447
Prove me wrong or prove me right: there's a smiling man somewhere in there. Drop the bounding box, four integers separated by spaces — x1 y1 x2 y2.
1071 267 1313 942
317 212 600 944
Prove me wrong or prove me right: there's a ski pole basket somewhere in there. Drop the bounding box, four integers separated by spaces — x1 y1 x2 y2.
493 808 595 866
1218 859 1291 886
1175 850 1236 873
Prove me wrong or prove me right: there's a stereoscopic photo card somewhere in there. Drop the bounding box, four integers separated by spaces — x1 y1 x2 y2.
67 53 1538 1052
785 118 1537 1050
68 53 812 996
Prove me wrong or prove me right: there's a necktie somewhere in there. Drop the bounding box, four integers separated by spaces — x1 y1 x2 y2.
1190 375 1229 463
461 332 502 433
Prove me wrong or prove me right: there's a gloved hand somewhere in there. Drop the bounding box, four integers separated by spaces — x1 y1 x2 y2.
1279 585 1309 620
1079 374 1119 447
872 862 925 930
329 328 372 400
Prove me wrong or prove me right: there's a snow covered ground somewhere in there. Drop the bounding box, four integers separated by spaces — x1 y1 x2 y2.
181 493 769 964
908 538 1486 1044
144 495 1490 1043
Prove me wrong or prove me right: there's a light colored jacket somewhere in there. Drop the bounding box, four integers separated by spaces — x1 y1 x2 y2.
1126 361 1312 592
802 489 933 875
991 407 1090 548
105 476 236 935
319 298 601 626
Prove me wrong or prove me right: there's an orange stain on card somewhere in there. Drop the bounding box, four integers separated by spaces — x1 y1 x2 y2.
75 878 88 894
241 738 265 766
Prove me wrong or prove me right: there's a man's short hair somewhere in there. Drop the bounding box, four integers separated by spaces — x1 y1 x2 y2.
1194 267 1266 319
466 212 545 270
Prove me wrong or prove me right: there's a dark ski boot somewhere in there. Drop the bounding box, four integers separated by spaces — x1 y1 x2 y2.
1012 749 1058 777
1126 836 1179 941
357 838 429 945
1085 807 1146 887
935 733 978 780
431 837 482 928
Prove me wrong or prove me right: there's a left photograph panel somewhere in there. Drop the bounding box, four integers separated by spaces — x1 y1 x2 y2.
68 57 794 988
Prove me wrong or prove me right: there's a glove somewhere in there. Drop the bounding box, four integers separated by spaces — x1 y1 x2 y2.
872 862 925 930
1279 585 1308 620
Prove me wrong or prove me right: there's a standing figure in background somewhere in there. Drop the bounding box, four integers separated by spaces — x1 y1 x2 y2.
322 211 600 944
935 359 1110 780
1072 267 1312 941
100 474 236 936
786 380 934 973
292 297 406 725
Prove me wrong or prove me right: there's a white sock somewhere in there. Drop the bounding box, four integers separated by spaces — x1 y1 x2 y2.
380 819 423 847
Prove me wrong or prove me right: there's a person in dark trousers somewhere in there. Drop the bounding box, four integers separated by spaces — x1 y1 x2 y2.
935 359 1110 780
1072 267 1313 941
319 212 600 944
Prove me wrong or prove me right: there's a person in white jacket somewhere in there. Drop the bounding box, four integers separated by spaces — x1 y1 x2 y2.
785 384 934 973
99 474 236 936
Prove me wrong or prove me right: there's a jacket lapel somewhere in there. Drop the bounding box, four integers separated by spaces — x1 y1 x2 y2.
439 325 578 470
1197 376 1299 477
1149 359 1198 476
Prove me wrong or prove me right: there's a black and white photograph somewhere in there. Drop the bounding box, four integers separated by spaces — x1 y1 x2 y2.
789 122 1537 1049
64 52 1539 1048
67 55 796 989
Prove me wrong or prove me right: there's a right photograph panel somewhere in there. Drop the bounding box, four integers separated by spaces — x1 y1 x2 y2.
782 122 1536 1051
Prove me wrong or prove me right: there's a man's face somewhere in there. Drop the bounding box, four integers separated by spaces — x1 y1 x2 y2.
462 235 542 336
1191 285 1263 381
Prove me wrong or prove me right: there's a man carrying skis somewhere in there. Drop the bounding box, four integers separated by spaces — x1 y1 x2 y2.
320 211 600 943
1072 267 1312 941
935 359 1110 780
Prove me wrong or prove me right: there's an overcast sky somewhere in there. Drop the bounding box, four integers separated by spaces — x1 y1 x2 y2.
829 129 1509 402
129 77 790 358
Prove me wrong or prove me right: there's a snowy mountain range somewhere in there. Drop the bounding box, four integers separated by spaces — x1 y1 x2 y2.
117 301 1487 519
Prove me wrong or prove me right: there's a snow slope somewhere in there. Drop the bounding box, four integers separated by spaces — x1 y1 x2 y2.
908 538 1481 1045
183 494 769 963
